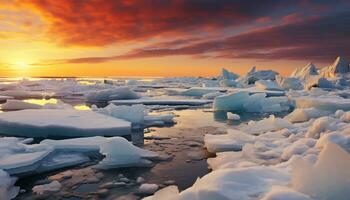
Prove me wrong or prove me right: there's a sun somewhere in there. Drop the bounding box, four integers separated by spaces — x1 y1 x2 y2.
15 61 29 70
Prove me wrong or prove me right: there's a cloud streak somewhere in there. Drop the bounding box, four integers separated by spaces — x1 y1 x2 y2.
39 10 349 65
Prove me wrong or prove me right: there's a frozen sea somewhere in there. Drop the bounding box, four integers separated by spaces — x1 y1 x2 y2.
1 59 350 200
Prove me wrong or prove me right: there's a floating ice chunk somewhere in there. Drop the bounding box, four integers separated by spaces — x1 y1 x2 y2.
261 186 312 200
276 76 303 90
0 89 49 99
96 104 146 124
0 109 131 137
227 113 240 120
180 87 224 97
32 181 61 195
242 115 292 135
213 91 249 111
255 80 283 91
222 68 239 80
1 99 43 110
86 87 140 102
178 166 289 200
243 93 266 112
138 183 159 195
243 67 278 84
143 185 179 200
204 129 255 153
219 79 238 87
284 108 330 123
109 99 212 106
125 79 138 86
292 142 350 200
95 137 157 169
0 169 19 200
202 92 225 100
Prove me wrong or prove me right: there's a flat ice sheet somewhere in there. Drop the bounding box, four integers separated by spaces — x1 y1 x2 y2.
0 109 131 137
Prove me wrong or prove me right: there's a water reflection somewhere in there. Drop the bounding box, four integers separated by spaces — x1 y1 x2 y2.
24 98 58 105
73 104 91 110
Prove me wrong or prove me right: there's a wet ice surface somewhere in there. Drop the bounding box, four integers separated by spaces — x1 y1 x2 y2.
12 109 244 199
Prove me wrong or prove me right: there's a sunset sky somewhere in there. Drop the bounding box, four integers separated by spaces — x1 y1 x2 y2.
0 0 349 77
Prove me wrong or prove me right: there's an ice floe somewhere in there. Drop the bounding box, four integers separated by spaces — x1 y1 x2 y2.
0 109 131 137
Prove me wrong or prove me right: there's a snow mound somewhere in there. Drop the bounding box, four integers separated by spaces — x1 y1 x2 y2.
284 108 330 123
292 142 350 200
261 186 312 200
178 167 289 200
241 115 292 135
0 109 131 137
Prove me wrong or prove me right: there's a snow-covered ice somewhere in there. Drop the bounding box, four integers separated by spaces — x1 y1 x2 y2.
0 109 131 137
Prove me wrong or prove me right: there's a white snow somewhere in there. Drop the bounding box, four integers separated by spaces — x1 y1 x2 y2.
292 142 350 200
0 109 131 137
227 113 240 120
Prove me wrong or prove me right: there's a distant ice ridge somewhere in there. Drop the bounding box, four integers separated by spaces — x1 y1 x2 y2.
145 107 350 200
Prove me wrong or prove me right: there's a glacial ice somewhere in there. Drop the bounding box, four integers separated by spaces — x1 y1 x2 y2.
0 109 131 137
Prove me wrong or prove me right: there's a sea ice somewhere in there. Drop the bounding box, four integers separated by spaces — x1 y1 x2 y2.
86 87 140 102
292 142 350 200
0 109 131 137
255 80 283 91
204 129 255 153
109 99 212 106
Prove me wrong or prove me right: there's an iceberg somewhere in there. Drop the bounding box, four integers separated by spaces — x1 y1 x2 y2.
213 91 249 111
221 68 239 80
0 109 131 137
323 56 350 78
243 66 278 84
